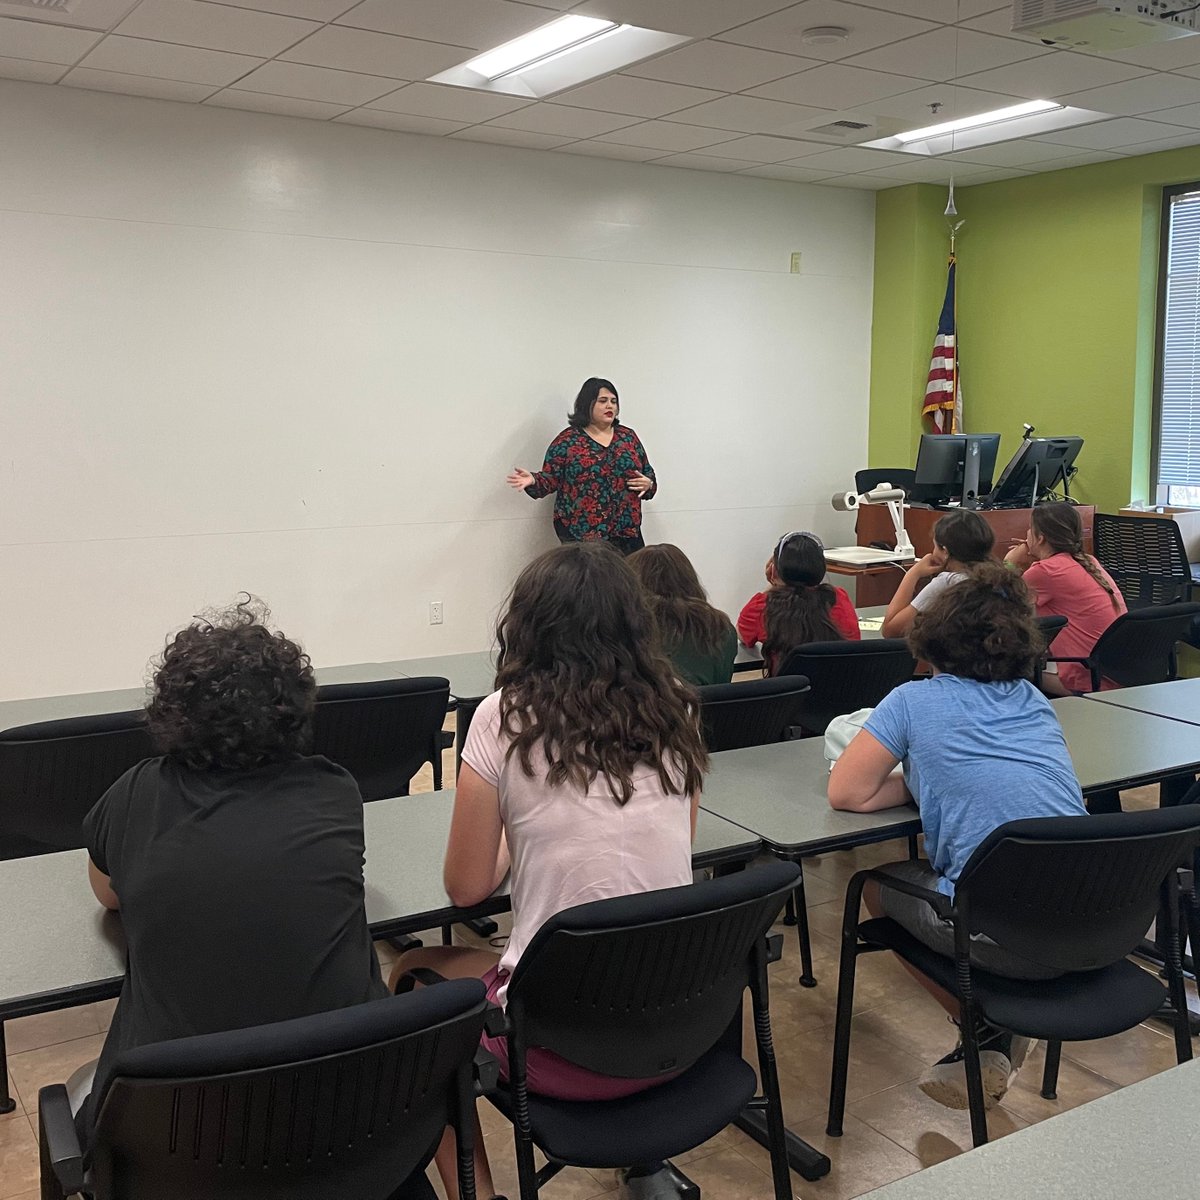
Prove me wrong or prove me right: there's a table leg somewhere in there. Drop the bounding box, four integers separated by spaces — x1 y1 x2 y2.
0 1023 14 1113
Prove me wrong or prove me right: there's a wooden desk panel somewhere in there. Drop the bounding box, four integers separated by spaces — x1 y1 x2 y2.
856 505 1095 559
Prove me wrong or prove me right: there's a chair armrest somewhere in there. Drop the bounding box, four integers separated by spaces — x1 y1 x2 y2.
765 932 783 965
392 966 449 994
38 1085 85 1196
482 1001 508 1038
1044 655 1089 665
474 1046 501 1095
851 868 954 920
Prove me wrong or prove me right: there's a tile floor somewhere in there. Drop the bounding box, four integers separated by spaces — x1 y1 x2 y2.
1 760 1183 1200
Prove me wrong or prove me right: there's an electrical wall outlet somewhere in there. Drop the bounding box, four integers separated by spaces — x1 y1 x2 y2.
429 601 443 625
789 251 802 274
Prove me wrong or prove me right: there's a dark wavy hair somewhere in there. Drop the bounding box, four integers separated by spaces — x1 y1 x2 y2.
763 532 843 670
628 543 732 659
933 509 995 565
494 543 708 804
146 596 316 771
566 377 619 429
908 562 1044 682
1032 502 1120 611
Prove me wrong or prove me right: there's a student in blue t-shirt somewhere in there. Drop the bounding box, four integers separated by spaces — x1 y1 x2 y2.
828 561 1086 1111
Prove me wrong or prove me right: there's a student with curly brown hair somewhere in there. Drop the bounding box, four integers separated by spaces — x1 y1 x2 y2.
828 564 1086 1112
391 543 709 1200
75 600 423 1184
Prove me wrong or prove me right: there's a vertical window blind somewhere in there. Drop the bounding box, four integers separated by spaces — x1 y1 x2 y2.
1158 187 1200 495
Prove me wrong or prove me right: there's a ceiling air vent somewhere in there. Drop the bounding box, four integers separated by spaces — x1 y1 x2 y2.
4 0 76 9
808 119 872 137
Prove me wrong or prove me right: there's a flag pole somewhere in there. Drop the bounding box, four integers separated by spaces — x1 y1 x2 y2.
947 219 965 435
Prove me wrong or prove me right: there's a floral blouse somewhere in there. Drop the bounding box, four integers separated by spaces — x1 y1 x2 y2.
524 423 657 542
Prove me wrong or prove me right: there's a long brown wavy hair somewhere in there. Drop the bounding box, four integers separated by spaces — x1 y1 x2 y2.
628 543 733 659
494 543 708 804
763 532 842 670
1031 503 1121 611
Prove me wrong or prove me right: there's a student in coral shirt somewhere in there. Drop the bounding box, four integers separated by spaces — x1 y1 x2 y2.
1003 503 1126 694
738 531 859 674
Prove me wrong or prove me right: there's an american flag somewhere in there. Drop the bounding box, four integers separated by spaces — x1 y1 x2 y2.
922 256 961 434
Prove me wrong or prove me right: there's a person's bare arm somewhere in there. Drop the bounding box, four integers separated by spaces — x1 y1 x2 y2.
882 555 939 638
444 762 509 908
828 730 912 812
88 858 120 910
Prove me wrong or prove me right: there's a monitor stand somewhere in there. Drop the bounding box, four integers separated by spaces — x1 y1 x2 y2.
961 441 981 511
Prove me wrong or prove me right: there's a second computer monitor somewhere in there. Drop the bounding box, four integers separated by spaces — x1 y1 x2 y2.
911 433 1001 507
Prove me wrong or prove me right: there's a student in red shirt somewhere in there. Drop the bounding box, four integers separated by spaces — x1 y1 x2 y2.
738 531 860 674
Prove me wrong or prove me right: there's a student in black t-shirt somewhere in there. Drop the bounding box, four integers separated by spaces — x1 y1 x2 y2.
77 599 433 1198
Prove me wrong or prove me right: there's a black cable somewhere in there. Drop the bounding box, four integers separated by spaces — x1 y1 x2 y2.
1161 2 1200 18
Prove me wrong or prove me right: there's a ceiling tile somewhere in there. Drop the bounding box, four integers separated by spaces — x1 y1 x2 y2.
816 172 901 188
487 103 637 136
843 27 1049 83
334 109 469 133
717 1 940 62
571 0 805 39
700 133 828 161
749 63 920 108
960 7 1030 35
335 0 551 50
1035 117 1196 150
737 161 838 180
449 125 575 148
235 59 397 104
595 118 739 151
1065 73 1200 117
666 93 830 134
281 25 468 78
555 140 667 161
1107 38 1200 71
872 82 1036 123
78 36 263 86
851 0 1005 20
205 89 349 117
950 138 1104 166
786 144 906 172
867 157 995 181
0 16 99 63
1022 148 1125 170
555 75 723 117
0 0 138 32
0 55 66 81
956 166 1033 183
653 151 749 170
115 0 318 56
213 0 359 19
1153 102 1200 130
62 66 217 100
366 81 529 121
1114 131 1200 154
624 39 816 91
958 50 1150 101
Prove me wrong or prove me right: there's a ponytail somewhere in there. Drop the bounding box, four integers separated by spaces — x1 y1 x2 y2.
1072 552 1121 612
762 584 842 671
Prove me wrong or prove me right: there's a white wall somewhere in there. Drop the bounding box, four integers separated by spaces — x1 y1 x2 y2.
0 79 875 700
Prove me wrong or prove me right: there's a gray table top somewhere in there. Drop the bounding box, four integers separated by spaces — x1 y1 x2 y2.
861 1058 1200 1200
1084 677 1200 727
0 791 760 1018
700 739 921 856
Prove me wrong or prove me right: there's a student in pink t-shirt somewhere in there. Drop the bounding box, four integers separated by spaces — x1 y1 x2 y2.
1003 503 1126 694
390 542 709 1200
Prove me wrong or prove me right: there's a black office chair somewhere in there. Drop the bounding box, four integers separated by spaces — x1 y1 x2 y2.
476 861 819 1200
1033 615 1067 685
827 808 1200 1150
0 711 154 861
855 469 915 498
1047 602 1200 693
39 981 489 1200
776 640 917 736
314 677 451 799
697 676 810 752
1093 512 1199 609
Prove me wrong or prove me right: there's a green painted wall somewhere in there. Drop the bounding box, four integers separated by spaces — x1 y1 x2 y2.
868 146 1200 513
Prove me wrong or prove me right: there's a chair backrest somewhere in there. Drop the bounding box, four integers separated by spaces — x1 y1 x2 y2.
0 711 154 860
88 981 487 1200
505 861 801 1080
775 640 917 736
1036 614 1067 642
855 468 915 497
956 808 1200 973
313 678 450 801
1090 602 1200 688
1093 513 1193 607
697 676 809 752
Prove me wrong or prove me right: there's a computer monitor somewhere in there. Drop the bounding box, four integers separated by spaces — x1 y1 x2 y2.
910 433 1001 508
988 437 1083 508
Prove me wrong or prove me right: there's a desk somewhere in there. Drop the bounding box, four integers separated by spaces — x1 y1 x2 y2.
860 1058 1200 1200
1084 678 1200 728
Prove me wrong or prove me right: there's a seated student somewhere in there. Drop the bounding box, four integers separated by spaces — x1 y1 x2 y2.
77 602 432 1193
1003 502 1127 694
629 542 738 685
737 531 860 674
828 564 1086 1109
882 510 995 638
390 543 708 1200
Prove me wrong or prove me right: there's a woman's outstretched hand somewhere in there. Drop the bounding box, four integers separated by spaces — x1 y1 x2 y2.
507 468 534 489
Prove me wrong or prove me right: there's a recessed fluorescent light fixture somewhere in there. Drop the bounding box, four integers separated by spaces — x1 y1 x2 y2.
430 16 689 99
863 101 1108 156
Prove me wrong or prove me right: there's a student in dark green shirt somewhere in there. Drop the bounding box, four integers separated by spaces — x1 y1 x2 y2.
629 544 738 686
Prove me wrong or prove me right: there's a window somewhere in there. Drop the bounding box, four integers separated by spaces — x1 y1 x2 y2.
1155 184 1200 506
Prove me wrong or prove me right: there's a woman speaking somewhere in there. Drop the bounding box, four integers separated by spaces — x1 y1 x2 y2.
507 377 656 554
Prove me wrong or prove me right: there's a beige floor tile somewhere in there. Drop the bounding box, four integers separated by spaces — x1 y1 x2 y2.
847 1080 1027 1167
779 1027 925 1109
672 1146 778 1200
1061 1021 1183 1086
0 1116 39 1199
0 1075 25 1124
847 998 959 1065
482 1128 612 1199
5 1006 103 1056
85 998 117 1033
999 1041 1118 1125
8 1034 105 1116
